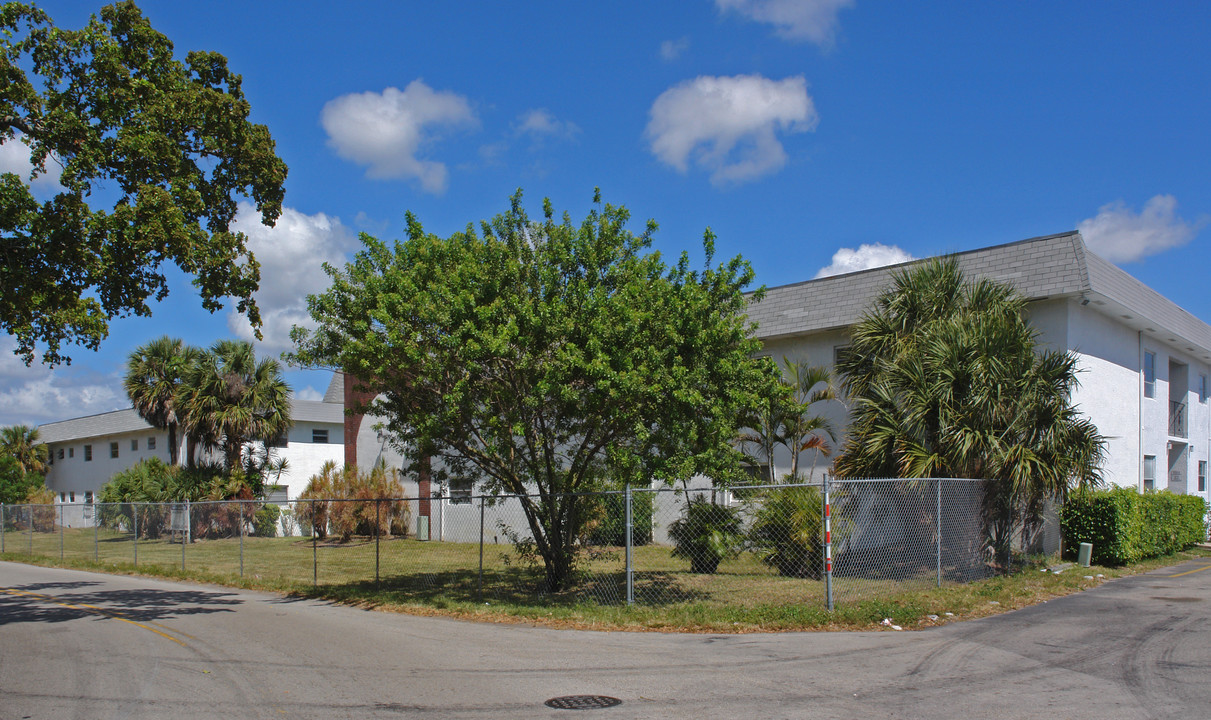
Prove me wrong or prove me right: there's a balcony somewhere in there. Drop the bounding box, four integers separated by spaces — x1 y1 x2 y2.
1169 400 1188 439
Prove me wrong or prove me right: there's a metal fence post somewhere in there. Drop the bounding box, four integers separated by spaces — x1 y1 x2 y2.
94 504 98 562
182 501 188 571
936 479 942 588
59 503 64 560
27 505 33 556
1 503 5 554
375 498 381 586
823 476 833 612
478 495 485 603
311 498 317 587
133 504 138 567
625 486 634 606
239 500 245 578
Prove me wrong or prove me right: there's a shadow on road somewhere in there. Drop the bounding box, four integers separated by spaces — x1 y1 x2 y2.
0 583 243 626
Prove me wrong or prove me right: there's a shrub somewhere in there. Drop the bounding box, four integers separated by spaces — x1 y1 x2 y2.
669 500 744 574
586 490 653 547
1061 488 1208 565
253 504 280 537
296 461 411 542
748 485 824 578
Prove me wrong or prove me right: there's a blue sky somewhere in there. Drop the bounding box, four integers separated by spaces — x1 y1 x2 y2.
3 0 1209 427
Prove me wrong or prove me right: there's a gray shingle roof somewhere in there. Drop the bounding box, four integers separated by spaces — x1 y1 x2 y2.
322 373 344 404
746 231 1211 359
39 398 344 444
38 409 152 444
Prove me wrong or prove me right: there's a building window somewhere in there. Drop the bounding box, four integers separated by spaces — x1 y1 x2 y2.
1200 462 1207 493
48 452 53 466
69 491 75 502
83 445 91 461
1143 455 1156 491
148 436 156 450
84 491 94 504
449 478 473 505
131 439 138 451
60 492 66 502
68 447 74 458
1143 351 1156 398
312 429 329 444
1201 374 1208 404
110 442 119 459
57 449 64 460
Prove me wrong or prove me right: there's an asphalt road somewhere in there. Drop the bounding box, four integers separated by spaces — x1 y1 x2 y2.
1 559 1209 720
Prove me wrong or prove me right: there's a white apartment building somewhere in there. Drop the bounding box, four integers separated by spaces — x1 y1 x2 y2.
37 376 347 507
746 231 1211 500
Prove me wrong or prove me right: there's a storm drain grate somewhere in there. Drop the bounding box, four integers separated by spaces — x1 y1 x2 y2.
545 695 623 710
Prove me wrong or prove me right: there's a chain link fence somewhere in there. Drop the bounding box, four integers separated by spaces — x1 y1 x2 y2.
1 479 1024 610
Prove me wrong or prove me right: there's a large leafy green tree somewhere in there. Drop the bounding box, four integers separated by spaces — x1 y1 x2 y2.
0 1 287 365
291 190 772 591
177 339 292 472
833 257 1105 550
124 336 199 465
0 423 47 475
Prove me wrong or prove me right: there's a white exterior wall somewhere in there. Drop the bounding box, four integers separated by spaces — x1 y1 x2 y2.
44 429 179 501
1055 301 1146 489
749 329 851 482
41 423 344 504
744 299 1211 500
269 421 345 499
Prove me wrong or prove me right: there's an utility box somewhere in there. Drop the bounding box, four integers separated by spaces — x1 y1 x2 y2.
1078 542 1093 567
417 515 430 541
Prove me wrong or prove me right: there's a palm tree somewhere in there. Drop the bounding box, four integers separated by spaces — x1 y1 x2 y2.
833 257 1104 556
125 336 199 465
177 340 293 471
780 359 836 481
0 424 47 475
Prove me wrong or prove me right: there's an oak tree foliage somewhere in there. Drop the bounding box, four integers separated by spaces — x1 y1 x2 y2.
1 1 287 365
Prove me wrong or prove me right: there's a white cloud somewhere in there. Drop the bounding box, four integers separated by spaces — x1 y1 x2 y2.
1077 195 1201 264
0 338 123 427
716 0 854 47
660 37 690 60
293 386 323 402
321 80 476 193
0 135 63 192
515 108 580 140
646 74 817 186
227 203 358 357
814 243 914 278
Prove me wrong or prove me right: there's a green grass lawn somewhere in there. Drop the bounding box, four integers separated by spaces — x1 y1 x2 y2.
4 523 1207 632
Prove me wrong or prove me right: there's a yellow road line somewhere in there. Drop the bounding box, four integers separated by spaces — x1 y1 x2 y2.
1 587 187 647
1167 564 1211 578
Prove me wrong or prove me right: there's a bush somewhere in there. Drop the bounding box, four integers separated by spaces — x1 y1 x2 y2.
748 485 824 578
296 461 411 542
586 490 653 546
253 504 280 537
1061 488 1207 565
669 500 744 574
0 456 43 505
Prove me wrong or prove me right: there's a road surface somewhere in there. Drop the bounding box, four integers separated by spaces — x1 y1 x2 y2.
2 559 1209 719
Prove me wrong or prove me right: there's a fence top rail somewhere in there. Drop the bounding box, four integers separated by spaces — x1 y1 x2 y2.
0 478 992 512
827 477 990 484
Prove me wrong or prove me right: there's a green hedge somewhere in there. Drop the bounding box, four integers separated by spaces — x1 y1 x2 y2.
1060 487 1207 565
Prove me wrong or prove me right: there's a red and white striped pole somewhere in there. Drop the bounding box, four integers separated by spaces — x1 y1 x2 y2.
824 474 833 611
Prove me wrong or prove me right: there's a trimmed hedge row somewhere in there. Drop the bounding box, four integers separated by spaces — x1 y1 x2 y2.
1060 488 1208 565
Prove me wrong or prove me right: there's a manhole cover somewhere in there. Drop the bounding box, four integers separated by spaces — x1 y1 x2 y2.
545 695 623 710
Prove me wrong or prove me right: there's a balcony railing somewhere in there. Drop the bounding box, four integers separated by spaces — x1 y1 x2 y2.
1170 400 1188 438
